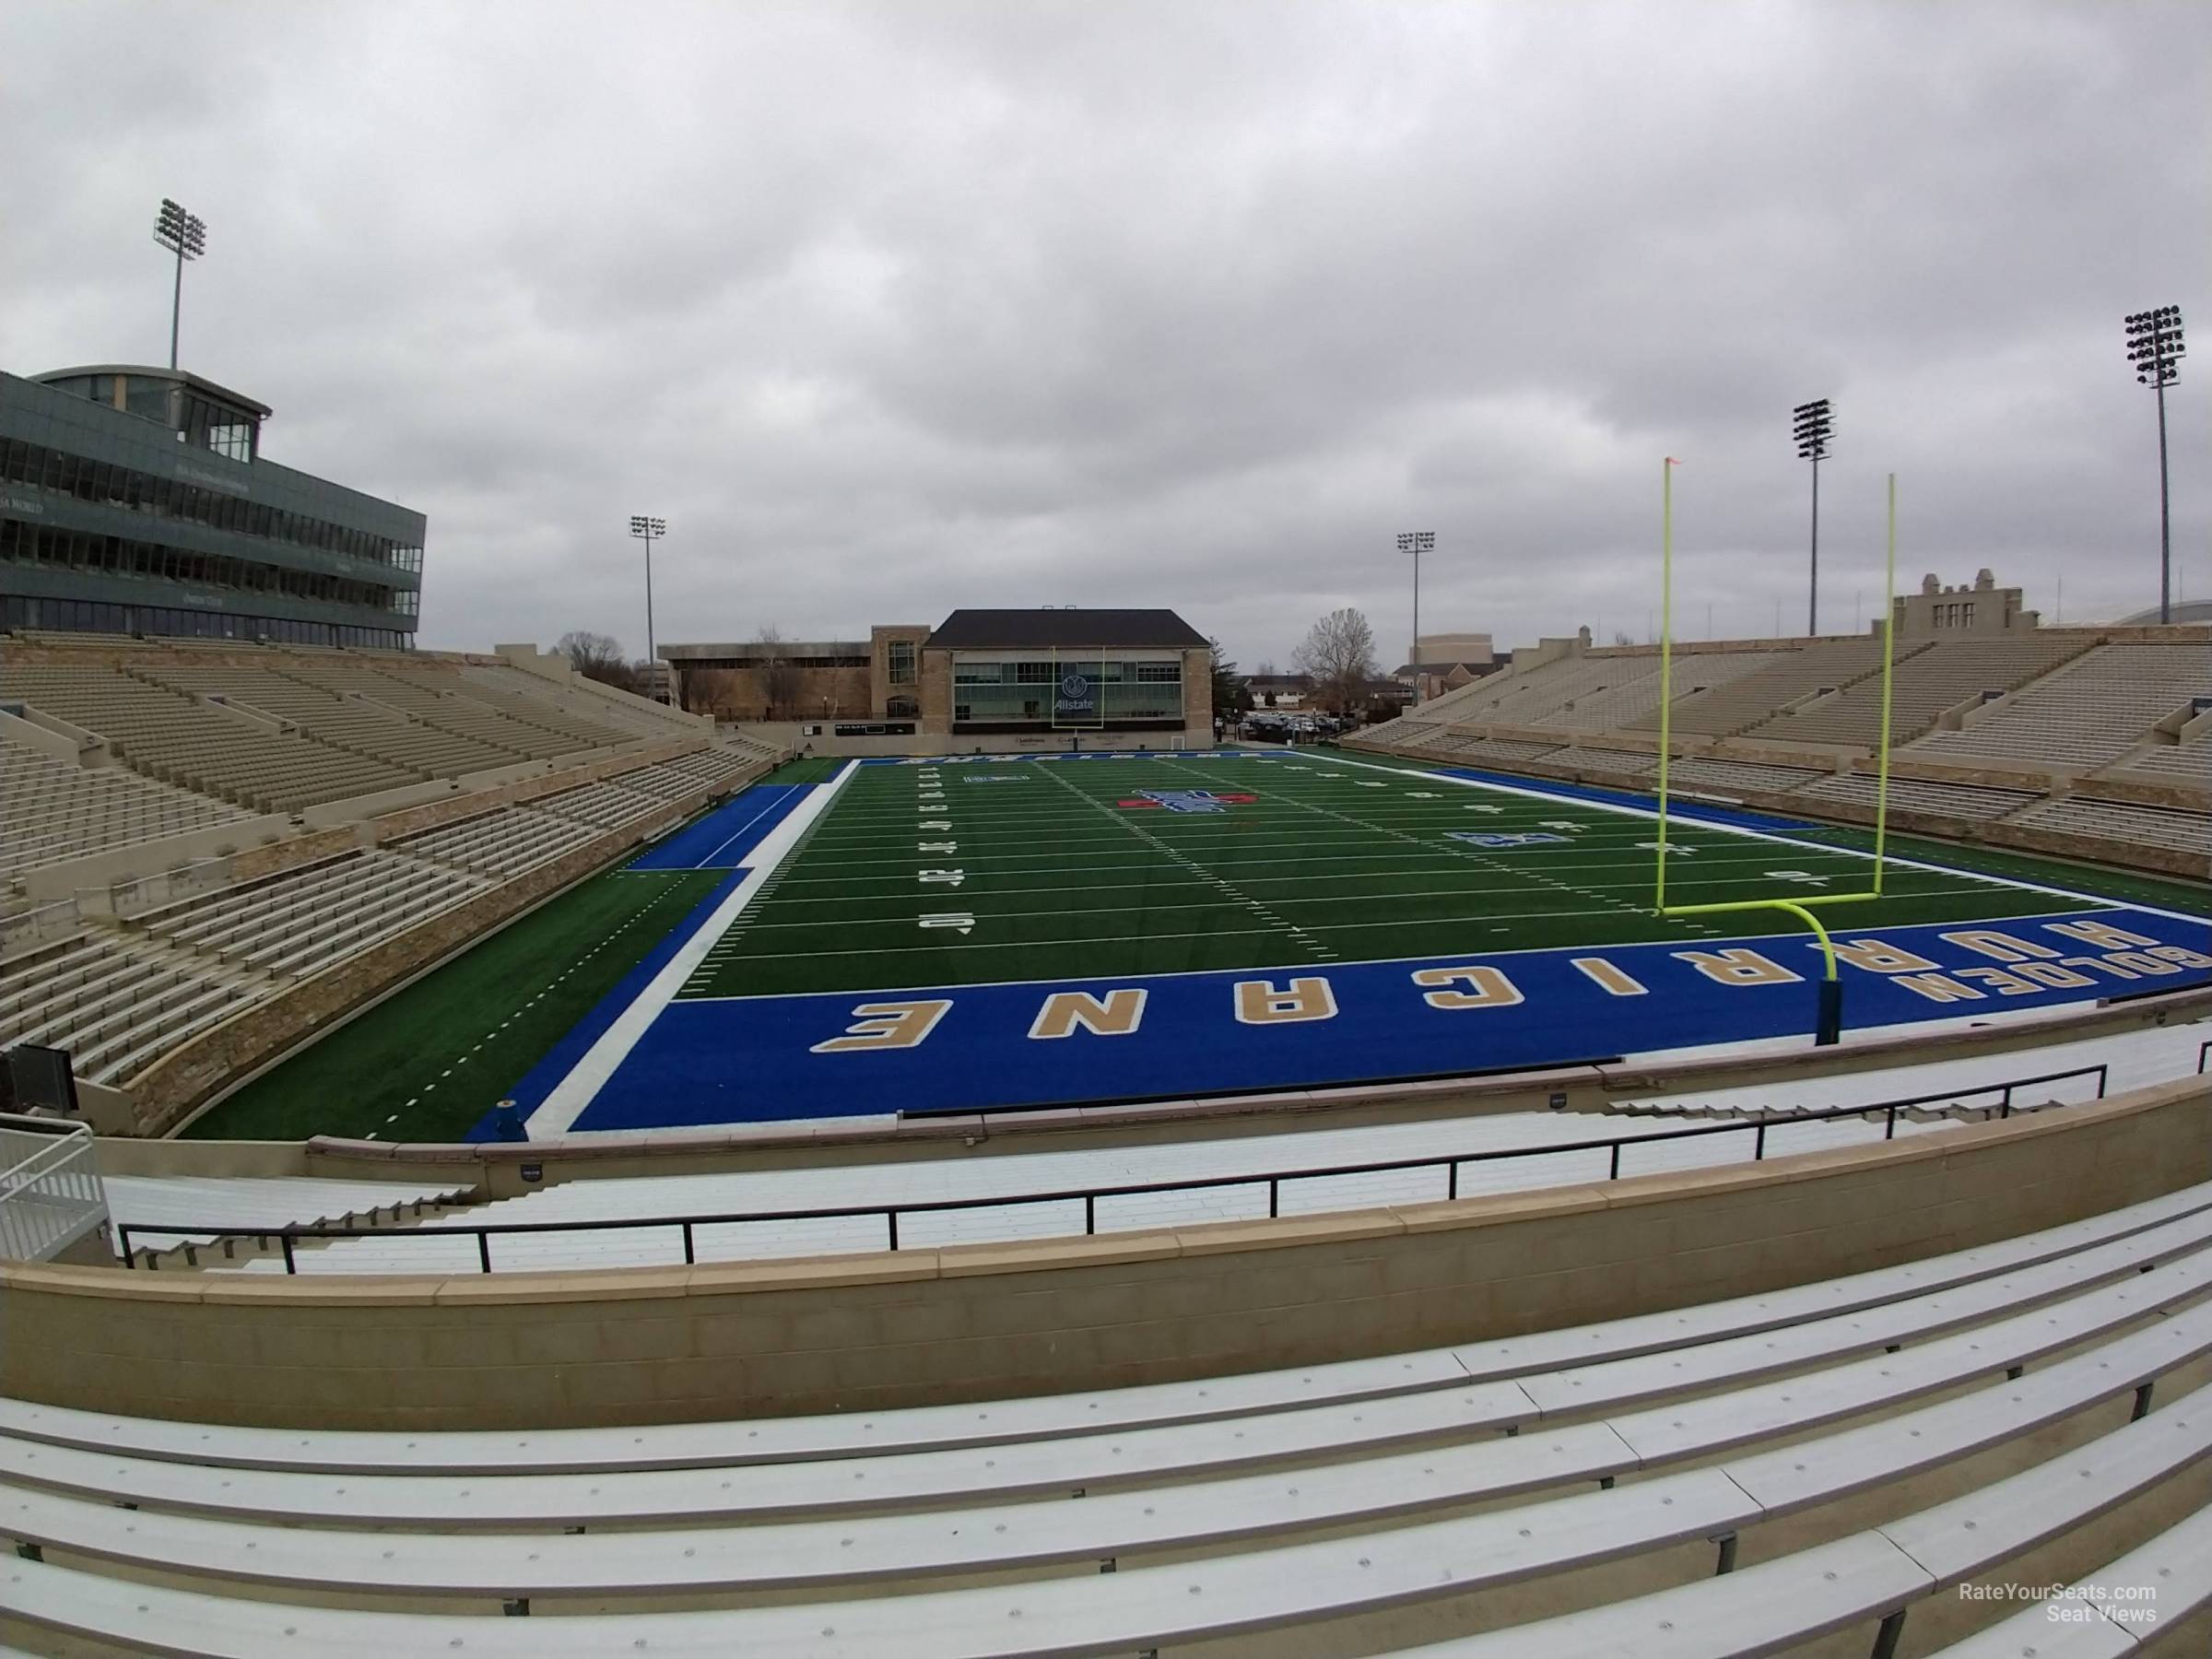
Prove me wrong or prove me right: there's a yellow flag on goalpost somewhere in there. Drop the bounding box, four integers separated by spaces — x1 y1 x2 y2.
1652 461 1900 1045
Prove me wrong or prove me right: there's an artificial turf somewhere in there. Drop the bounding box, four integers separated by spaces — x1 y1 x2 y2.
184 865 723 1142
189 746 2205 1140
675 750 2149 1001
1333 743 2212 915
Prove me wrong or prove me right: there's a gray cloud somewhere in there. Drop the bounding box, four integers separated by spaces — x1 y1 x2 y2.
4 0 2205 668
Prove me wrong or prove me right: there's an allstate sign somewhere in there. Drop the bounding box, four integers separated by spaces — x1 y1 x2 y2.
1054 673 1095 717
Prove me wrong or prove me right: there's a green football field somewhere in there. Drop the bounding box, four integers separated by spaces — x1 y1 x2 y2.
677 749 2113 1000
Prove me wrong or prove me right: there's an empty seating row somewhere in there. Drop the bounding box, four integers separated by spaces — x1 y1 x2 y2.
458 662 695 741
1745 635 2086 748
0 933 249 1085
137 662 516 776
0 663 415 810
1908 641 2212 771
1792 770 2042 822
535 778 665 830
1416 653 1665 728
0 742 247 880
6 1181 2209 1652
2100 733 2211 789
2016 795 2212 858
1529 651 1787 732
1547 745 1656 777
1629 636 1900 737
280 660 596 759
1661 755 1829 794
359 660 631 752
394 805 600 877
130 851 488 979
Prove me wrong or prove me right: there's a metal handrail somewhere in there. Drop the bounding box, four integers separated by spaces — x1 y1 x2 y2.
118 1064 2110 1272
0 1113 92 1189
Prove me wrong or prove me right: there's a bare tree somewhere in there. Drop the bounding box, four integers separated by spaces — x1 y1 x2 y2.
754 624 801 721
1292 607 1378 718
556 630 640 692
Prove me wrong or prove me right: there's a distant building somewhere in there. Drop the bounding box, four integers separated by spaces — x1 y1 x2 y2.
1409 630 1493 668
1 365 424 648
1891 570 2038 637
664 608 1212 746
1243 672 1314 710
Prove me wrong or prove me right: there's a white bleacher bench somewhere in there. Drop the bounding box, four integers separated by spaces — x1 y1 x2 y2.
1928 1502 2212 1656
5 1378 2208 1654
2 1186 2208 1636
1409 1395 2212 1659
17 1177 2212 1474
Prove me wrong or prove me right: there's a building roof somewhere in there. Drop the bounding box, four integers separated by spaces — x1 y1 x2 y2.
33 365 275 418
2111 600 2212 627
924 608 1209 651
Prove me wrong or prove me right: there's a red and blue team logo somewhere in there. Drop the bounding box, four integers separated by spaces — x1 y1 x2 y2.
1118 790 1258 813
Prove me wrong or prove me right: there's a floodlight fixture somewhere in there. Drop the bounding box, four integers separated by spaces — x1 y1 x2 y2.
2124 306 2186 623
152 197 207 371
629 516 668 701
1398 531 1434 705
1792 398 1834 635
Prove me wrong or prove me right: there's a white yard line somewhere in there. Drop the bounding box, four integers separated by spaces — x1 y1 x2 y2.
524 762 859 1136
1320 750 2211 925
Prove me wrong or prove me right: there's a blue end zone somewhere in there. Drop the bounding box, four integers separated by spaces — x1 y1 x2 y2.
565 905 2212 1131
627 784 809 870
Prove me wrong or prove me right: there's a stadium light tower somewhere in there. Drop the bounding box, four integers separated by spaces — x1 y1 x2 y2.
2124 305 2185 624
1397 531 1434 704
629 516 666 701
1792 399 1833 636
152 197 207 371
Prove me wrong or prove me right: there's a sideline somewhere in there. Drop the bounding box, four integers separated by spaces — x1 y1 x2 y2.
524 761 858 1135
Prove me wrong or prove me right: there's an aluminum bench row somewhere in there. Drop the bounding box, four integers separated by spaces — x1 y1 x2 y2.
10 1178 2210 1478
4 1323 2206 1656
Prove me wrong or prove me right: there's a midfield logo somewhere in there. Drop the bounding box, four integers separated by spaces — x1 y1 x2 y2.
1118 790 1259 813
1448 830 1570 849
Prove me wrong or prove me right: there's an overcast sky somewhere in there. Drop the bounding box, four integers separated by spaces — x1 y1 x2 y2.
5 1 2206 668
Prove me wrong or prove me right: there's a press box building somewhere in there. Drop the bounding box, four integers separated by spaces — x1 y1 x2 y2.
664 607 1215 751
1 365 424 648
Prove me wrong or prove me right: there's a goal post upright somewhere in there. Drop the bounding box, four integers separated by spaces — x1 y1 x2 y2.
1651 460 1903 1047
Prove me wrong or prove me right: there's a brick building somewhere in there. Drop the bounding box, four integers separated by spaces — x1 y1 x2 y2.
664 608 1213 750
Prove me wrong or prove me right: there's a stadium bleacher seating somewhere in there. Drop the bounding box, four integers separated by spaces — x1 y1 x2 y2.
1907 641 2212 771
280 656 619 759
1529 650 1787 732
135 660 517 775
0 933 251 1085
4 1181 2208 1652
2100 732 2212 788
1743 635 2087 748
0 740 249 881
534 776 666 830
2016 795 2212 859
1661 755 1830 795
1629 636 1899 738
1794 771 2043 822
1546 744 1657 777
127 850 488 980
0 661 417 810
392 803 601 877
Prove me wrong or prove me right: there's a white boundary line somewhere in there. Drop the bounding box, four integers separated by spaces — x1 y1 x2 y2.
524 761 859 1135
